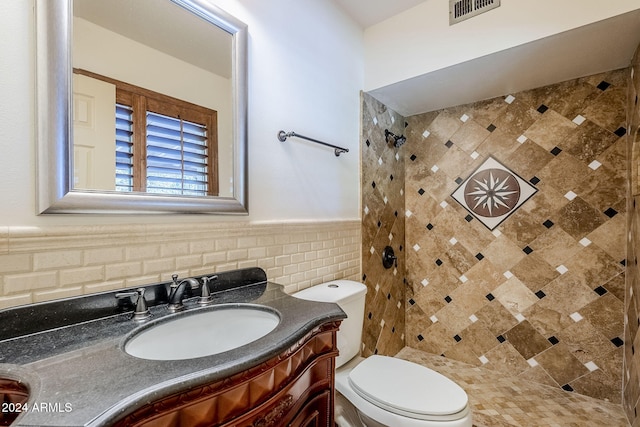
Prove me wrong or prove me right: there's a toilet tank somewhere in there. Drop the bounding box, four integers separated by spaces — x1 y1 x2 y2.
293 280 367 368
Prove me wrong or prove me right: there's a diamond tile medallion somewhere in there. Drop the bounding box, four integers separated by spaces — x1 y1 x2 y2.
451 156 537 230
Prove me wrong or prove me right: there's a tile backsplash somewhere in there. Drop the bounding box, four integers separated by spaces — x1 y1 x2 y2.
0 221 360 309
362 69 628 404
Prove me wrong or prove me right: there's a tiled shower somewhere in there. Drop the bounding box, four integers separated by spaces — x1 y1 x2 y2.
362 44 640 425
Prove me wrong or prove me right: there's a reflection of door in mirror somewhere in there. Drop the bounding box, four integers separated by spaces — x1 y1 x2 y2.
73 74 116 190
72 0 234 197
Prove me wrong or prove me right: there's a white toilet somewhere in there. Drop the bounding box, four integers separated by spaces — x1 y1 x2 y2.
294 280 472 427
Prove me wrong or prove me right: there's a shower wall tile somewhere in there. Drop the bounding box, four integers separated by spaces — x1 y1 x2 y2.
625 44 640 426
404 69 628 404
360 92 406 357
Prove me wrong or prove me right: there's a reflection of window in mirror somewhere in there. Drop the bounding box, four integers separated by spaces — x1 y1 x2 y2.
73 69 219 196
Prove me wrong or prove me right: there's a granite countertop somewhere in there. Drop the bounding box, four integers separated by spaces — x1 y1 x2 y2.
0 268 345 427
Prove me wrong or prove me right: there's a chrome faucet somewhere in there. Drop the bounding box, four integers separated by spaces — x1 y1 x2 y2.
167 274 201 313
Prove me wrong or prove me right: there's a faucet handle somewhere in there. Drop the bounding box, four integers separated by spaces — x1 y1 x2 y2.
171 274 179 288
115 288 151 322
198 275 218 306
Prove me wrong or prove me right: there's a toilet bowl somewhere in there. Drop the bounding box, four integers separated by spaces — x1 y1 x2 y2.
294 280 472 427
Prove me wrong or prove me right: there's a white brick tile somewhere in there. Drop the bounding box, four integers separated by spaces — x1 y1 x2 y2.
34 250 82 271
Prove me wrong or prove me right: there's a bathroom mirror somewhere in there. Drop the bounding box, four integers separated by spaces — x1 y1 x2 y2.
35 0 248 214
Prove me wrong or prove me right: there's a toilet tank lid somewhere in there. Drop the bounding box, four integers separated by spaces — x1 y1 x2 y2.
293 280 367 305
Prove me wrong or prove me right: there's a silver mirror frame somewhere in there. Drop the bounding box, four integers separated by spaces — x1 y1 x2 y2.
35 0 248 214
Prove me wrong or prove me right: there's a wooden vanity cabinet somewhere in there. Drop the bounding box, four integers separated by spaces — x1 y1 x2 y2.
112 321 341 427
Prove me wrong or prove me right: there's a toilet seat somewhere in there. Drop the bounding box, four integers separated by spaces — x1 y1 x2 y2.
347 356 469 422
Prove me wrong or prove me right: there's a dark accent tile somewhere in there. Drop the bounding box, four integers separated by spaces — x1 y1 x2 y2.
387 293 391 300
611 337 624 347
417 334 424 341
543 219 554 229
436 259 443 266
537 104 549 114
475 253 484 261
365 139 370 147
377 220 381 228
392 327 396 333
548 336 559 345
399 245 403 251
486 293 495 301
535 290 546 299
523 246 534 255
455 177 463 184
445 140 454 148
454 334 462 342
497 335 506 343
604 207 618 218
614 127 627 137
409 298 415 305
562 384 574 392
418 188 425 195
550 146 562 156
487 124 496 132
426 223 434 230
530 176 540 185
444 295 452 303
362 274 367 281
465 214 473 222
410 154 417 161
405 121 408 128
374 348 378 354
596 81 611 91
371 181 376 189
394 211 398 217
389 174 394 181
594 286 608 296
368 312 372 320
621 259 626 266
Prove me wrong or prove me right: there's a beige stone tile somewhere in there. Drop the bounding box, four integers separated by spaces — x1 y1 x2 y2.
536 152 594 196
504 320 552 360
522 303 574 337
449 120 491 152
554 197 608 240
435 145 479 180
483 342 530 376
528 227 582 267
427 109 465 142
480 234 527 273
492 99 539 139
493 276 539 315
582 85 627 133
505 140 554 181
579 293 624 340
538 273 598 316
510 253 559 292
588 215 626 262
476 300 519 336
524 110 577 151
556 319 616 363
535 342 590 386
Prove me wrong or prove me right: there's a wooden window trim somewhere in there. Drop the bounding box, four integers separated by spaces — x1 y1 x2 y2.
73 68 219 196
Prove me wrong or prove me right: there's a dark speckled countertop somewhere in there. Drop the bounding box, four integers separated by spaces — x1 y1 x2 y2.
0 268 345 427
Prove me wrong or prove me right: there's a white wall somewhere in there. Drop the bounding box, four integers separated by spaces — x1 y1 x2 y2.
0 0 363 226
364 0 640 91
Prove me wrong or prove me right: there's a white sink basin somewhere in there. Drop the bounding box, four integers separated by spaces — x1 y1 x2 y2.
124 305 280 360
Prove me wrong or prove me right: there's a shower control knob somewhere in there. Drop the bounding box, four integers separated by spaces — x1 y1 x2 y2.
382 246 397 269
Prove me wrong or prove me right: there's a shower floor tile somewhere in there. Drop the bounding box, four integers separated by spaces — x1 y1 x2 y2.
395 347 629 427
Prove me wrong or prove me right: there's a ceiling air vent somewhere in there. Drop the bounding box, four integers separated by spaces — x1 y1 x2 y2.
450 0 500 25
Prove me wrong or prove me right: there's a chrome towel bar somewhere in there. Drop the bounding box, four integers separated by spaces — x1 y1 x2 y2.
278 130 349 157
